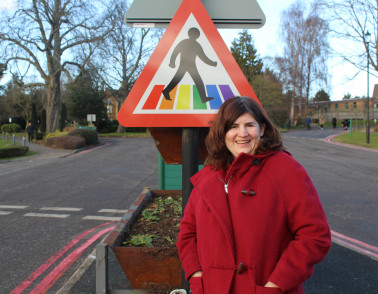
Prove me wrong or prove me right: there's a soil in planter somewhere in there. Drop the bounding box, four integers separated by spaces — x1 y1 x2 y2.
122 195 182 248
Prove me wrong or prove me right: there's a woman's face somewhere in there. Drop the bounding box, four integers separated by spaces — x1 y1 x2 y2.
225 112 265 158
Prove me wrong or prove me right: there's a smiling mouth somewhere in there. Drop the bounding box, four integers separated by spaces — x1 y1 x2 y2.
236 140 251 144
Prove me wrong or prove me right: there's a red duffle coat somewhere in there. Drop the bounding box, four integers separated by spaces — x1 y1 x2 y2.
177 150 331 294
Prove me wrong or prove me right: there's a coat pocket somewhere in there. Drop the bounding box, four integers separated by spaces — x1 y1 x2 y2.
255 285 284 294
189 276 204 294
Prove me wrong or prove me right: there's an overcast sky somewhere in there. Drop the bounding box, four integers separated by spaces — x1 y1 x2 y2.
219 0 377 101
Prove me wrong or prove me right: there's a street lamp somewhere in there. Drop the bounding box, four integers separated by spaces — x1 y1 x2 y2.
365 31 371 144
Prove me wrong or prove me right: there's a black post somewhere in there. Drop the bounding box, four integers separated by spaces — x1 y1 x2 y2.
181 127 199 291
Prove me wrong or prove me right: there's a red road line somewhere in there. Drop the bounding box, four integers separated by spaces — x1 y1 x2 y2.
331 230 378 260
10 221 115 294
331 230 378 253
29 225 115 294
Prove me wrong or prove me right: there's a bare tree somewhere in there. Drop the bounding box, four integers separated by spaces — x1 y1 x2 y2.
316 0 377 76
85 0 162 132
0 0 113 132
276 1 329 123
277 1 306 123
302 10 329 115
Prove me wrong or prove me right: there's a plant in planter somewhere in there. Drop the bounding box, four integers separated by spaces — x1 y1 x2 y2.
105 190 183 293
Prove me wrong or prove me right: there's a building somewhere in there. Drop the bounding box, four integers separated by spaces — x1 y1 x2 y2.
103 90 122 120
307 85 378 123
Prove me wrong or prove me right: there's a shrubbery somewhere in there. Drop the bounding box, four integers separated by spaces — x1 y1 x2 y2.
125 127 147 133
35 132 45 140
95 120 119 133
45 136 86 149
0 146 29 158
44 131 69 141
69 129 98 145
1 123 22 133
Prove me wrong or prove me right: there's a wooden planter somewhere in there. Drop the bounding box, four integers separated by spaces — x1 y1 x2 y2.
102 189 182 292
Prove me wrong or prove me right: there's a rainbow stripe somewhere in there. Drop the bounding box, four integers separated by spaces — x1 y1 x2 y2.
142 85 235 110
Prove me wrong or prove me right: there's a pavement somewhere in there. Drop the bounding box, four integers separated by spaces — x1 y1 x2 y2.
2 131 377 294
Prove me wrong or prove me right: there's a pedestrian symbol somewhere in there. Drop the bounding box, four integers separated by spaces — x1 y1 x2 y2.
118 0 259 127
163 27 217 104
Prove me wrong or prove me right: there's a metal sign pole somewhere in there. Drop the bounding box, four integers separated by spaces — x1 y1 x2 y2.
181 127 199 291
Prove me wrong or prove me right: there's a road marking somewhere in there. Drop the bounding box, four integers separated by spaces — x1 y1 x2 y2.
98 209 128 214
40 207 83 212
10 221 116 294
82 215 122 221
0 211 13 215
28 225 115 294
331 230 378 261
56 224 115 294
24 213 70 219
0 205 29 209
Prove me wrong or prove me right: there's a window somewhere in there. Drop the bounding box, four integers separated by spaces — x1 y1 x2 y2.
353 102 357 109
335 103 338 109
345 103 349 109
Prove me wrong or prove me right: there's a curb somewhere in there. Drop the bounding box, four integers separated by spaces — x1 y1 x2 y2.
324 134 378 153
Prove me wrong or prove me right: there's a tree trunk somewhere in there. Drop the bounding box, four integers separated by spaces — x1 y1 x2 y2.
46 74 61 132
117 124 126 133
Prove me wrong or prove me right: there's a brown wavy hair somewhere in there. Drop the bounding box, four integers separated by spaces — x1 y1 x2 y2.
205 96 283 170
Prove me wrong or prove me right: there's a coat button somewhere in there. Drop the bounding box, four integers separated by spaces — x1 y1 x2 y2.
253 158 260 166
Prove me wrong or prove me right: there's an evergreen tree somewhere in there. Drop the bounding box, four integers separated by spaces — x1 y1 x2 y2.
67 70 106 125
314 89 330 102
31 103 38 131
231 30 263 83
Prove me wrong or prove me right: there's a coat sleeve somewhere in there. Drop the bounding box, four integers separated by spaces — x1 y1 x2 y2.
176 187 202 280
268 158 331 291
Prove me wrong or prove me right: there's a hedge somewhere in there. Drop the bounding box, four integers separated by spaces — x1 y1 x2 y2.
0 146 29 158
69 129 98 145
1 123 22 133
44 131 69 141
45 136 86 149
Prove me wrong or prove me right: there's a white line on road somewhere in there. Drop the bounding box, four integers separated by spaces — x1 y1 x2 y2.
40 207 83 212
0 205 29 209
24 213 70 218
97 209 128 214
82 216 122 221
0 211 13 215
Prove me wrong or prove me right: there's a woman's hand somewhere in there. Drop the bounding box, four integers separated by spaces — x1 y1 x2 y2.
264 281 280 288
191 271 203 278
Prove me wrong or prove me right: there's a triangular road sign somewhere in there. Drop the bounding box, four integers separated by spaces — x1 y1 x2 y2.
118 0 260 127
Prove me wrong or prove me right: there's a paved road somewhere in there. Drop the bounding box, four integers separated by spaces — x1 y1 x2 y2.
1 130 377 293
0 137 159 293
282 128 378 293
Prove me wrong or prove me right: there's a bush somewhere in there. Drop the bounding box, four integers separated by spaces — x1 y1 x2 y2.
0 146 29 158
125 127 147 133
1 123 22 133
44 131 69 141
69 129 98 145
45 136 86 149
35 132 45 140
95 120 119 133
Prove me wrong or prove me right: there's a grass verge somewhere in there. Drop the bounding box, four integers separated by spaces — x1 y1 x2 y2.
333 131 378 149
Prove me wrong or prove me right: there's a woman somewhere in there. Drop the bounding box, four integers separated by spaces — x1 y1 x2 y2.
177 97 331 294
